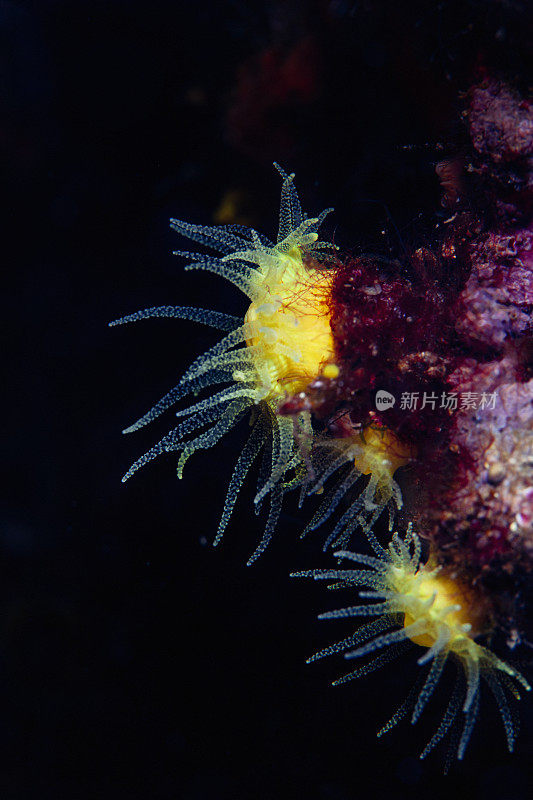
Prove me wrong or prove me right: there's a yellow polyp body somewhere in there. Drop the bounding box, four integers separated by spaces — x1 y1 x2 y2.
402 572 481 648
306 425 413 541
355 426 415 478
303 527 530 762
244 241 334 399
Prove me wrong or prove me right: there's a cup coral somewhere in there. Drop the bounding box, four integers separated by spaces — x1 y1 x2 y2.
110 165 337 562
293 526 530 765
301 422 414 550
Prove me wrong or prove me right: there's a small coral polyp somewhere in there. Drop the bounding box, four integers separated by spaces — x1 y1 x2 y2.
294 526 530 764
110 164 336 562
302 423 413 550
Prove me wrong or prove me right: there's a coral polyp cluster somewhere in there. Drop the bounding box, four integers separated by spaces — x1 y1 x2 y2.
110 164 336 562
113 83 532 767
294 527 530 764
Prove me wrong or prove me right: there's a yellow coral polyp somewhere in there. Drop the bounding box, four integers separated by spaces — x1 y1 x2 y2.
356 425 414 480
111 163 337 563
244 240 334 398
303 425 415 551
396 565 486 650
297 526 530 763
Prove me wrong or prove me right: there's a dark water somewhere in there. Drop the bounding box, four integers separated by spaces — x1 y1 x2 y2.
4 1 532 798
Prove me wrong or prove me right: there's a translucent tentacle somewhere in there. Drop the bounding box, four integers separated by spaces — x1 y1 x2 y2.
485 671 516 753
457 685 480 760
254 414 294 505
420 673 462 760
181 325 253 382
109 305 242 331
174 386 257 419
247 480 284 566
377 680 422 738
306 615 397 664
318 600 399 620
122 370 240 433
176 399 250 478
463 657 480 712
214 417 268 546
305 470 361 537
170 218 254 255
182 259 257 296
333 641 411 685
412 649 449 724
344 620 428 659
274 163 302 241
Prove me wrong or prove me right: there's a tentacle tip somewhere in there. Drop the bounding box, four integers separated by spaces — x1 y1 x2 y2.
343 651 359 660
246 548 263 566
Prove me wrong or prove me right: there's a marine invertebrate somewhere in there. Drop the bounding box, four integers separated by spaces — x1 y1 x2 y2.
301 420 414 550
110 165 337 562
293 526 530 765
110 72 532 765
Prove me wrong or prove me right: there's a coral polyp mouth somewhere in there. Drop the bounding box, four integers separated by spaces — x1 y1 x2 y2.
400 568 487 649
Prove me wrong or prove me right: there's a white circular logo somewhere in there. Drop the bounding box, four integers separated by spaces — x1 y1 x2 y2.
375 390 396 410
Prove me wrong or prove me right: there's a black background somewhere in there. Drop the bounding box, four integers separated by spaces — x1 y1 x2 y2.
4 1 532 798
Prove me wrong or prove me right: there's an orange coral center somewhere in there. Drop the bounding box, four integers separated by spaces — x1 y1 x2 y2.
354 426 415 477
244 249 334 397
403 572 485 647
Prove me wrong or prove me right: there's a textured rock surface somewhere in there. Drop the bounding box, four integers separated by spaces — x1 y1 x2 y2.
455 230 532 350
